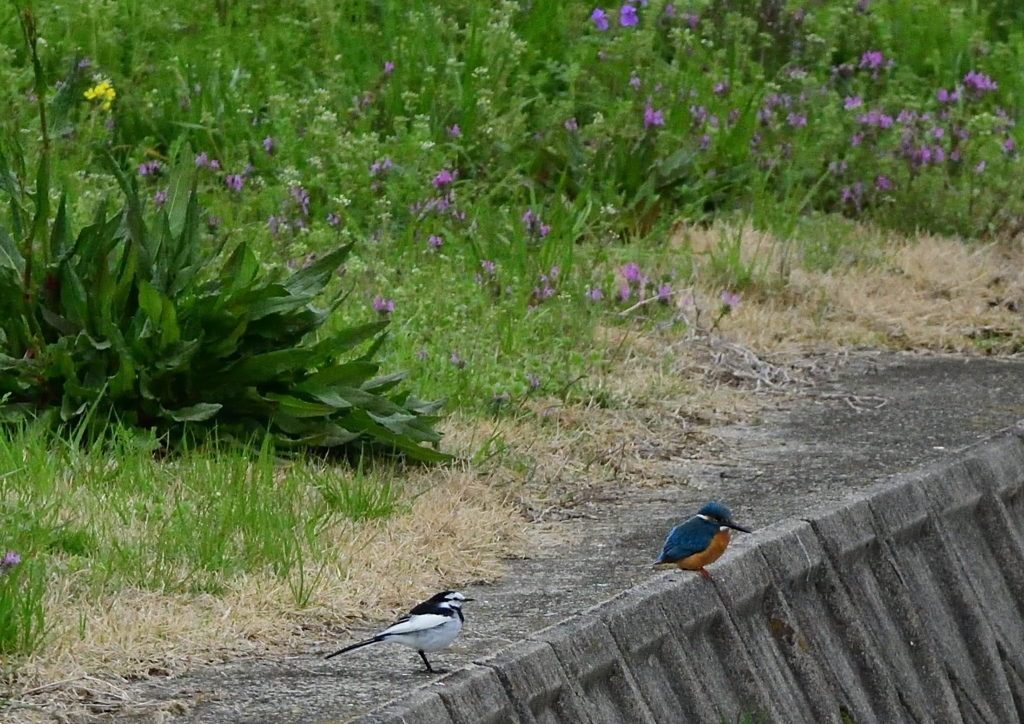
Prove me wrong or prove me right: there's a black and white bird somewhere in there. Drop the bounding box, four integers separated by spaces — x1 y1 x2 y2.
324 590 473 673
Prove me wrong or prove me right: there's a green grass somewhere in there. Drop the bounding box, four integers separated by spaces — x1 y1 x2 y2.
1 0 1023 666
0 420 407 663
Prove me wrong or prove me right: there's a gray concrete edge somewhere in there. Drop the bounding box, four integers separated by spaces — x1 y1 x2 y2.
349 421 1024 724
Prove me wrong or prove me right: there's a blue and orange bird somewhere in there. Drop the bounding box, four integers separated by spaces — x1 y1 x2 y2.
653 501 752 579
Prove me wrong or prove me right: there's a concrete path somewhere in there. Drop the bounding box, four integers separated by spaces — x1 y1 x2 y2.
127 352 1024 723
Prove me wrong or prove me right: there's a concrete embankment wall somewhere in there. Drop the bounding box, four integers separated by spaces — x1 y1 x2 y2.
354 426 1024 724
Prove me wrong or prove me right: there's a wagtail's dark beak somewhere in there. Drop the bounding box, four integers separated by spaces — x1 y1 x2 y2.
463 597 475 602
725 520 753 534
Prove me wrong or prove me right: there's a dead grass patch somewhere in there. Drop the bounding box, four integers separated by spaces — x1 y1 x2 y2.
678 224 1024 353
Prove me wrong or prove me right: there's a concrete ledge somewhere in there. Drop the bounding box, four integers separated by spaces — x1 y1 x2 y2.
351 427 1024 724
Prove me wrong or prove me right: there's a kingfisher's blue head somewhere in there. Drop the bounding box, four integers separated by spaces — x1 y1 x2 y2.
697 501 752 533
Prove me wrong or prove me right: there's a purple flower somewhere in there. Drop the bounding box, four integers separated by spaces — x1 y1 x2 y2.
851 133 864 147
1003 137 1016 154
786 113 807 128
621 262 642 283
432 169 455 189
591 7 609 31
841 183 864 207
620 4 639 27
480 259 496 275
619 283 631 302
1 551 20 571
859 50 884 70
564 117 579 132
629 72 641 90
290 185 310 216
664 3 675 18
383 61 395 75
263 136 274 154
713 80 729 96
153 188 168 210
195 152 209 168
844 96 863 111
370 157 392 176
373 296 394 314
963 70 997 94
527 373 540 390
657 283 672 302
225 174 244 192
428 234 443 249
875 175 892 190
720 291 740 310
686 12 699 28
586 287 604 301
209 159 221 171
138 160 160 177
77 57 91 70
644 97 664 129
327 213 341 227
450 351 466 369
974 160 987 174
447 124 461 137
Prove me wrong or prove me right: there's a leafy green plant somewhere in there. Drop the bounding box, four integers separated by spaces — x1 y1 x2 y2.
0 8 447 462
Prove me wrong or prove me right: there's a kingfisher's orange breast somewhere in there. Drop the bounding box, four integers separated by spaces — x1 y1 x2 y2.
676 529 732 571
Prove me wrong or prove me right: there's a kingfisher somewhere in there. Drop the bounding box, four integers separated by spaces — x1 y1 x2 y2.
653 501 752 579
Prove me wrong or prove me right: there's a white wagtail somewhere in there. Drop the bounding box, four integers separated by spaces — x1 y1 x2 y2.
325 590 473 673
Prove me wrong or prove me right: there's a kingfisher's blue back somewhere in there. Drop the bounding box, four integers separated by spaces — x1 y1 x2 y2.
655 515 720 564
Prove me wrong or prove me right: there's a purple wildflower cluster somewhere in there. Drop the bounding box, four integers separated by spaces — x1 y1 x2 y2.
410 166 467 226
0 550 20 575
268 184 313 238
644 97 665 129
138 159 161 177
370 156 392 192
590 3 652 32
521 210 551 240
528 266 560 309
373 296 394 315
826 68 1015 214
585 262 674 306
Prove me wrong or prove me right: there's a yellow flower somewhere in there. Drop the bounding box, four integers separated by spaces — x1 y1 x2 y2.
84 79 116 111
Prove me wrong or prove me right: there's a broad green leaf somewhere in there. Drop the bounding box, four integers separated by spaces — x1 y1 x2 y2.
222 348 312 386
165 402 222 422
296 361 379 391
0 225 24 275
137 280 163 326
403 396 446 416
164 163 193 240
41 307 78 336
361 370 408 393
262 392 337 418
59 263 89 329
282 243 353 297
223 242 260 293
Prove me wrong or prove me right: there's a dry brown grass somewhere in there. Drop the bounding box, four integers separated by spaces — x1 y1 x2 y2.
679 224 1024 353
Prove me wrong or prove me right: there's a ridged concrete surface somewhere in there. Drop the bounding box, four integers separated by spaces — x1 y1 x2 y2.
354 424 1024 724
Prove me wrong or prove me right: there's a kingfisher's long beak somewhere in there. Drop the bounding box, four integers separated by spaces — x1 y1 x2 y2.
724 520 753 534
